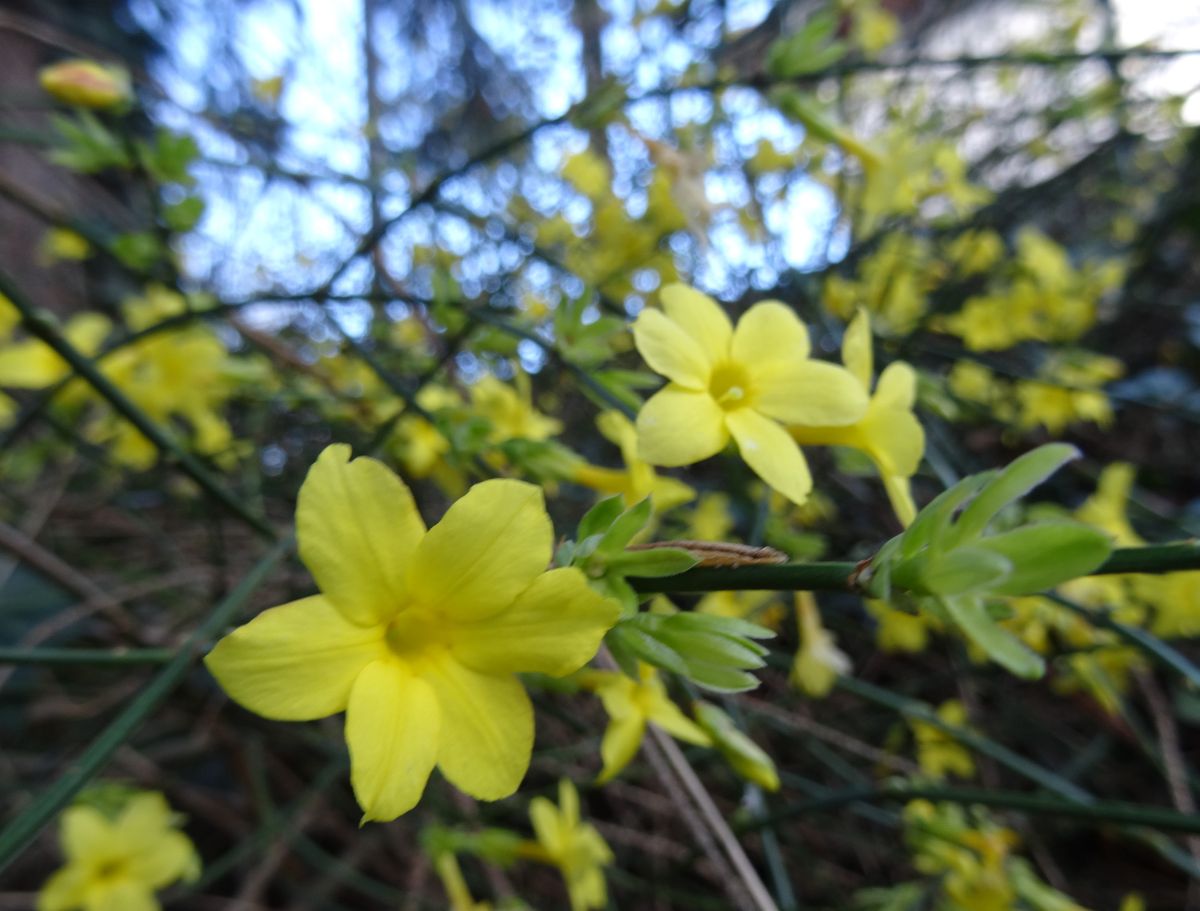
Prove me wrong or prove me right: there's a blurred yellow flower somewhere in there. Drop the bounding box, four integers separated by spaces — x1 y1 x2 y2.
790 310 924 525
910 700 975 779
579 663 712 783
569 410 694 511
38 792 199 911
633 284 867 504
526 780 613 911
472 373 562 444
206 445 618 821
790 592 851 697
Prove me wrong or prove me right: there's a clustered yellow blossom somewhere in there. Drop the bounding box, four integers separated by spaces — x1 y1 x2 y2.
206 444 618 821
0 285 251 469
948 350 1121 437
39 791 200 911
942 229 1124 352
904 800 1087 911
633 284 868 505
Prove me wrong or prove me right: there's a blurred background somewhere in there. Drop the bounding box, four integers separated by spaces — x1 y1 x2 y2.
4 0 1200 909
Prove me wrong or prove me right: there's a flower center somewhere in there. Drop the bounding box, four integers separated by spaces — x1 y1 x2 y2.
708 361 753 410
385 607 450 664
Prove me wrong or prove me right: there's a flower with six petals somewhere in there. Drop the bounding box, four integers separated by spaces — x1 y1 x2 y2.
39 791 200 911
633 284 867 504
206 444 619 822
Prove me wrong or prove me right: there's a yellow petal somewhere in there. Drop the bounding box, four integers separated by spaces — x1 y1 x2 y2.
125 832 199 889
452 568 618 676
205 595 385 721
730 301 810 366
842 310 873 390
863 405 924 478
726 409 812 505
660 284 733 365
346 659 440 822
649 475 696 512
636 385 728 467
60 805 111 861
87 881 157 911
597 714 646 783
754 361 868 427
408 479 551 622
0 341 64 388
297 444 425 626
883 472 918 528
423 656 532 800
645 693 713 746
114 793 171 849
36 867 88 911
632 309 710 389
874 361 917 410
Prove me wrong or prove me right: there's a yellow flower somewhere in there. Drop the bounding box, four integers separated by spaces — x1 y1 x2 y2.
790 310 924 525
38 792 200 911
697 589 783 631
910 700 975 779
39 228 92 264
580 663 712 783
866 598 932 653
686 491 735 540
472 373 562 444
633 284 867 505
39 59 132 110
527 780 613 911
0 313 110 389
206 445 618 821
789 592 851 697
569 411 694 511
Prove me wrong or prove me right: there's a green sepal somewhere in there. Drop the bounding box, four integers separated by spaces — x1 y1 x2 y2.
972 521 1113 596
913 547 1012 596
950 444 1079 546
607 621 689 676
577 495 625 541
597 497 652 556
940 595 1045 679
693 702 780 791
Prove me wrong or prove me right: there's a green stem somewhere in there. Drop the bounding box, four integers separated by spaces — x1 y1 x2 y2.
0 537 291 874
631 542 1200 594
1048 593 1200 689
0 272 276 540
741 783 1200 836
0 647 174 666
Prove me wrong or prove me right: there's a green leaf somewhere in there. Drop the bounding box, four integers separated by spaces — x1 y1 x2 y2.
657 629 766 671
678 660 760 694
577 495 625 542
693 702 780 791
940 595 1045 679
975 522 1112 595
914 547 1012 596
951 444 1079 545
664 612 776 641
163 195 205 233
111 232 165 272
608 621 689 675
608 547 698 578
901 472 994 560
598 497 652 556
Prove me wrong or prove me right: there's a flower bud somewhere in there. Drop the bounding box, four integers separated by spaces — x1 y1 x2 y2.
39 59 131 110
